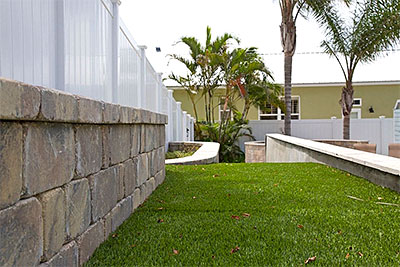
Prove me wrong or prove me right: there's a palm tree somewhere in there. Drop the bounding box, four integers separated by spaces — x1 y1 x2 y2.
320 0 400 139
169 26 238 124
279 0 350 135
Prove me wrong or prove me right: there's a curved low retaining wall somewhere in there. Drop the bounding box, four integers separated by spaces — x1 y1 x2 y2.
266 134 400 192
0 78 166 266
166 141 220 165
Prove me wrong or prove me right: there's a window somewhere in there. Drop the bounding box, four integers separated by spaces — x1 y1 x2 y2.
259 96 300 120
353 98 362 107
350 108 361 119
219 98 232 121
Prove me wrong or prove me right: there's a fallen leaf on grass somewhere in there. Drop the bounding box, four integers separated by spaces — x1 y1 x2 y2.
192 196 196 199
376 202 400 207
227 193 231 197
304 256 316 264
346 173 351 177
297 224 304 229
273 183 279 187
179 234 183 238
213 174 219 178
231 215 240 220
157 219 164 223
347 195 364 201
112 233 118 238
158 200 165 203
173 249 179 255
230 246 240 254
358 252 363 257
131 244 136 248
378 197 383 200
338 230 342 235
345 253 350 259
157 207 164 210
212 255 215 259
242 213 251 217
201 168 206 171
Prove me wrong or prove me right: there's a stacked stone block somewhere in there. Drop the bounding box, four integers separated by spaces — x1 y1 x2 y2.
0 78 167 266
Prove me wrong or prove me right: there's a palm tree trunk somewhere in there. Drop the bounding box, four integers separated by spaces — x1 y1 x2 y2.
284 53 293 136
280 3 296 136
340 81 354 140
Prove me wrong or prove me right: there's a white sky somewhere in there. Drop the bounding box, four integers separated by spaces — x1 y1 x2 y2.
119 0 399 86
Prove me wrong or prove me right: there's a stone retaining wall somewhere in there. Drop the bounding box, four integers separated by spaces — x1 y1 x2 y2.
0 78 167 266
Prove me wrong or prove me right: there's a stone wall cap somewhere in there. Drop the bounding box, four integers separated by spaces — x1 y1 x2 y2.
0 78 166 125
266 134 400 176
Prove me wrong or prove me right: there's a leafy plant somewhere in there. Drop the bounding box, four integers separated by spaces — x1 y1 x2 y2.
198 111 254 163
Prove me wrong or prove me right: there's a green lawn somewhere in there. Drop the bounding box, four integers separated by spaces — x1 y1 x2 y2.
86 163 400 266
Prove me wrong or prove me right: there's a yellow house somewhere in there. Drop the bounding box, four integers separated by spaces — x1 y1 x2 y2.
169 80 400 121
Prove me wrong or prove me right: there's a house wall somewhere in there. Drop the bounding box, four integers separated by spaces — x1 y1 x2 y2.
0 78 167 266
171 82 400 121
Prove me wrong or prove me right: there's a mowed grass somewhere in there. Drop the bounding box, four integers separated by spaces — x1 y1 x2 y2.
86 163 400 266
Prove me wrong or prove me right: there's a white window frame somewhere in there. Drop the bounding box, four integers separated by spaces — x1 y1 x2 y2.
394 99 400 110
258 96 300 120
353 98 362 107
349 108 362 119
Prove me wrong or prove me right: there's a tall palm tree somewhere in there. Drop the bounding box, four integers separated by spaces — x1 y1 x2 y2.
279 0 350 135
169 26 238 124
320 0 400 139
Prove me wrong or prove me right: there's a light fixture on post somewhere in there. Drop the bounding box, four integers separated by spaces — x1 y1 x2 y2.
369 106 374 113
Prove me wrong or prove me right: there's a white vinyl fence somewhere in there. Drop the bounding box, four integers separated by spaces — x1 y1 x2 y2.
240 118 395 155
0 0 194 146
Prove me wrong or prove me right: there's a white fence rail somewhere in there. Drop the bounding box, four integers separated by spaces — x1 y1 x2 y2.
240 118 395 155
0 0 194 146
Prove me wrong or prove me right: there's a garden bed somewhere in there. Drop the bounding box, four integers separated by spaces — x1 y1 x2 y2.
86 163 400 266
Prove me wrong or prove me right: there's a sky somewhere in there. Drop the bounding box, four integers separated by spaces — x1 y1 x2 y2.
119 0 399 86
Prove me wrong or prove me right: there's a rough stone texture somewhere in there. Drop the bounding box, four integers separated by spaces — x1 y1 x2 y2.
102 102 120 123
137 153 149 186
89 167 118 222
0 78 40 120
77 97 102 123
0 198 43 266
155 170 165 187
65 179 91 240
104 212 112 239
149 177 156 194
24 123 75 196
158 146 165 173
120 106 140 123
116 164 125 201
77 220 105 265
354 143 377 153
389 143 400 158
75 125 103 177
0 122 22 209
132 188 141 210
245 141 266 163
141 124 155 153
139 183 146 204
38 188 66 260
122 159 137 197
41 88 78 122
41 241 78 267
102 126 111 168
131 125 141 157
110 197 132 232
158 125 166 148
149 150 158 177
109 125 131 165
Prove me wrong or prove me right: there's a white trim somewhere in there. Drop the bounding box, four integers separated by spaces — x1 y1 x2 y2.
353 98 362 107
394 99 400 110
343 108 361 119
292 80 400 87
258 96 300 120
